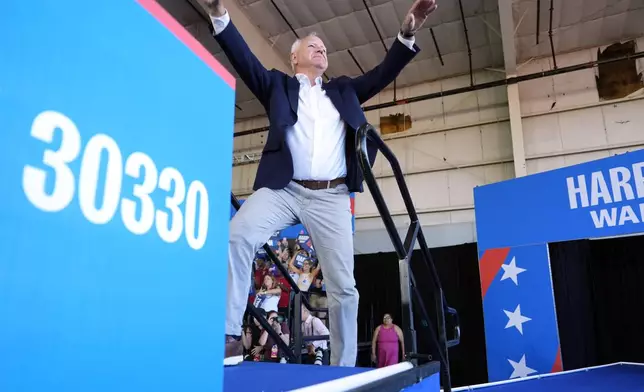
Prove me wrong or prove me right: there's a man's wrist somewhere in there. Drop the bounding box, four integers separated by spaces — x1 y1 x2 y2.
211 8 227 18
400 29 414 38
205 1 226 17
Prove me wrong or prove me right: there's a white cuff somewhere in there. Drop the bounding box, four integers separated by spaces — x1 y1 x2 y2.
397 32 416 51
209 10 230 36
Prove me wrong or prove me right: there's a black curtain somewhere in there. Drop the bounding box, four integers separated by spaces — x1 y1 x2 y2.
354 242 488 388
354 252 403 365
410 243 488 387
549 234 644 370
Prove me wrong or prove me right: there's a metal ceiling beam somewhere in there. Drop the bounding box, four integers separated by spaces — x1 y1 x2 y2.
536 0 541 45
498 0 517 74
364 51 644 110
348 50 365 74
457 0 474 86
430 28 444 66
362 0 388 54
269 0 364 77
498 0 525 177
362 0 397 101
191 0 292 75
548 0 558 69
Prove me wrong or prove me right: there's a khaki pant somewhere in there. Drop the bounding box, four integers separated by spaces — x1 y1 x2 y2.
227 181 357 367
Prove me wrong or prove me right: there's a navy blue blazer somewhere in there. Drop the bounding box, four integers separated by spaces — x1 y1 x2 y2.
215 22 420 193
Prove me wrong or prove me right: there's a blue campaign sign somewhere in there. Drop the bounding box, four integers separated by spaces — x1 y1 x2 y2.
0 1 235 391
474 149 644 382
475 149 644 250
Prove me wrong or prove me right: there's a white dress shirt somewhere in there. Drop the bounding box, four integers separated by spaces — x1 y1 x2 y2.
211 11 415 181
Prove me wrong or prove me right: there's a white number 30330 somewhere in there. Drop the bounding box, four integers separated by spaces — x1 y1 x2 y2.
22 110 209 251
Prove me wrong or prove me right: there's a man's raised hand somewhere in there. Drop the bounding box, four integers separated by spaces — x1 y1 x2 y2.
202 0 226 17
401 0 438 37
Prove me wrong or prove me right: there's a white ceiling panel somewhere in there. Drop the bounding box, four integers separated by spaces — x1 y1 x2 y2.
157 0 501 120
158 0 644 123
513 0 644 62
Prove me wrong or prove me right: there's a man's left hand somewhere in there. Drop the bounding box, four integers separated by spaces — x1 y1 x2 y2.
401 0 438 37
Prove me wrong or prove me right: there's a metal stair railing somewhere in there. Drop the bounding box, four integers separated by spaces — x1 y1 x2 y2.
355 122 461 392
231 194 330 364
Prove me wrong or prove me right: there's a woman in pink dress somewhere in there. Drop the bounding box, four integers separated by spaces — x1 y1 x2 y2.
371 313 405 368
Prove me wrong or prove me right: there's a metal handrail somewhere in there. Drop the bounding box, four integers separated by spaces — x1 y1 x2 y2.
355 122 459 392
231 193 330 364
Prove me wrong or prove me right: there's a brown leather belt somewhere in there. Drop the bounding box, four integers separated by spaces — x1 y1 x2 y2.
294 177 346 190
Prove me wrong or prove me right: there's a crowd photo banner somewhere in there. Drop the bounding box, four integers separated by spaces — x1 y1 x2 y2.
474 148 644 382
0 1 235 391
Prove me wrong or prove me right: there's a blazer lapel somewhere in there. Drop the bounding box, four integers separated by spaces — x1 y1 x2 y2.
287 76 299 115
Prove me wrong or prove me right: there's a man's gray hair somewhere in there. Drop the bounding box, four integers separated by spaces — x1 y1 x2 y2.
290 32 319 70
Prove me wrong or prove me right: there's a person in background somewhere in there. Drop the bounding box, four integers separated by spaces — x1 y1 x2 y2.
308 267 328 326
254 257 270 289
279 238 289 255
273 268 292 313
277 246 295 283
242 308 267 361
262 310 290 363
248 256 270 305
248 259 256 299
289 249 320 292
253 274 282 313
371 313 405 368
301 304 330 365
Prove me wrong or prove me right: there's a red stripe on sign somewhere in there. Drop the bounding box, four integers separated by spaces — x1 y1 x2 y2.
136 0 236 90
479 248 510 299
551 346 563 373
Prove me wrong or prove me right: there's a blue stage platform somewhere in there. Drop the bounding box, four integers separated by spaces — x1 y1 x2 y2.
223 361 441 392
220 362 644 392
453 363 644 392
224 362 368 391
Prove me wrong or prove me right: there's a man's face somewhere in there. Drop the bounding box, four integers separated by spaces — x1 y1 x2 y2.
292 36 328 72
